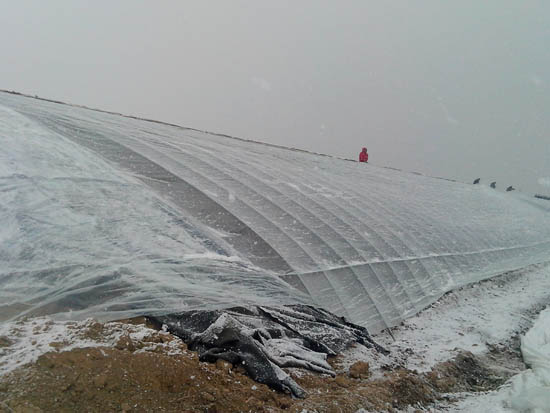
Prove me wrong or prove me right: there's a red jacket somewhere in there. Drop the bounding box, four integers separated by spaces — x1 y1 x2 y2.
359 150 368 162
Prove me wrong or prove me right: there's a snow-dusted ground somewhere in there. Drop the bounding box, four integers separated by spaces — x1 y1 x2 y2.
1 263 550 412
440 303 550 413
379 263 550 372
338 263 549 373
0 317 183 376
350 262 550 412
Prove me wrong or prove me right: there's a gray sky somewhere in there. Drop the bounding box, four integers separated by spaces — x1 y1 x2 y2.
1 1 549 194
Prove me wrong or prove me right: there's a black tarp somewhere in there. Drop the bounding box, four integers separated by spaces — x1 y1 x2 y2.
149 304 387 397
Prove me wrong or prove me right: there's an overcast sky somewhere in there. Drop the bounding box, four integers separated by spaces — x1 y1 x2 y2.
1 1 548 194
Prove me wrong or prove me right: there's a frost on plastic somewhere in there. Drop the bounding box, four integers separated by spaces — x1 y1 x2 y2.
1 92 550 332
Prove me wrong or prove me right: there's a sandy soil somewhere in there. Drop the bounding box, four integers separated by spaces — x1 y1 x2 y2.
0 320 511 413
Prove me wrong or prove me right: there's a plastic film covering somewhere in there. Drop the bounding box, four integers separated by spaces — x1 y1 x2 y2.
1 92 549 332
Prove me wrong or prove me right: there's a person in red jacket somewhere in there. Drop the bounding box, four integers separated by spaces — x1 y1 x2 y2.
359 147 369 163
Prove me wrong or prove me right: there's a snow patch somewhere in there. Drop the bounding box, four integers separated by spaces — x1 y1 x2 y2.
0 317 181 377
372 263 550 373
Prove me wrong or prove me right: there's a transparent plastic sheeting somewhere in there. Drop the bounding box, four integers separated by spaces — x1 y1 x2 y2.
510 306 550 411
1 92 549 333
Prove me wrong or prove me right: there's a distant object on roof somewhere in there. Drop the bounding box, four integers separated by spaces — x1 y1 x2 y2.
535 194 550 201
490 182 496 189
359 147 368 163
473 178 480 184
506 186 515 192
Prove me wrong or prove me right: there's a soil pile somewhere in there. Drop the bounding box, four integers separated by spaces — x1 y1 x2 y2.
0 318 513 413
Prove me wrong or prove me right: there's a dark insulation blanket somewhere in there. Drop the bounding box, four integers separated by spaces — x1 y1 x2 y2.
149 305 387 397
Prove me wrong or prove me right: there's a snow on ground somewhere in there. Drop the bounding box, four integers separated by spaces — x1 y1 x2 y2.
442 306 550 413
316 263 550 382
374 262 550 372
340 262 550 380
427 389 513 413
0 317 182 376
345 262 550 412
1 263 550 412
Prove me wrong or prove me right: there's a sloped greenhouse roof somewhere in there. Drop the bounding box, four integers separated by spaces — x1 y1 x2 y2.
1 91 549 332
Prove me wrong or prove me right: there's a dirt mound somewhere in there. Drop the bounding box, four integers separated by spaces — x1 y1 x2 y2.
1 342 289 413
427 351 506 393
0 320 515 413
